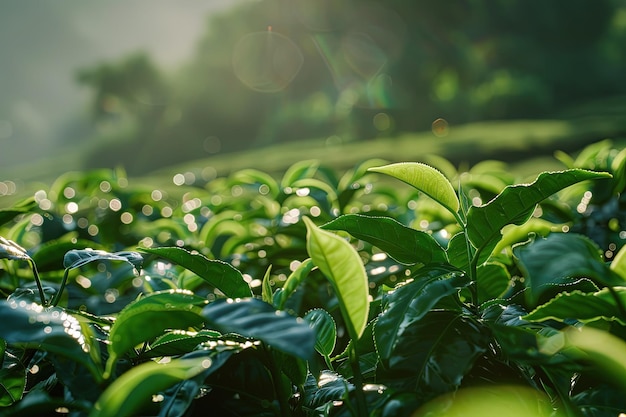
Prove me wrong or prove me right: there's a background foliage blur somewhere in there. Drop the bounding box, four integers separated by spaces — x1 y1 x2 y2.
3 0 626 176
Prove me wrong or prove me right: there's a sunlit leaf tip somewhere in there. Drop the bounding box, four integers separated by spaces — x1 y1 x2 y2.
367 162 459 215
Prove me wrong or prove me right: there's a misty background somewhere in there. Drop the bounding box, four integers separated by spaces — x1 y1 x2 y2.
1 0 625 182
0 0 241 169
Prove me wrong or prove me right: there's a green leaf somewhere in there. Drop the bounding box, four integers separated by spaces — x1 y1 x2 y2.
446 231 495 271
63 249 143 271
304 308 337 359
321 214 447 265
368 162 460 217
523 288 626 325
275 258 315 310
378 311 487 396
91 353 230 417
201 297 315 360
611 244 626 280
513 233 625 306
0 349 26 406
303 371 353 411
261 265 273 304
303 216 369 340
415 385 561 417
0 301 101 380
281 159 319 189
0 237 30 261
140 246 252 298
105 290 207 379
141 330 219 359
158 351 235 417
0 198 36 227
374 265 470 366
565 326 626 392
476 262 510 304
467 169 611 254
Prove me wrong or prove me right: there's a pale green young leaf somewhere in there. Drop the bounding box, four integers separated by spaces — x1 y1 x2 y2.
303 216 369 340
611 244 626 280
368 162 460 217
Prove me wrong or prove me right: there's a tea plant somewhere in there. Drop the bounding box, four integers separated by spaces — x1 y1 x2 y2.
1 140 626 416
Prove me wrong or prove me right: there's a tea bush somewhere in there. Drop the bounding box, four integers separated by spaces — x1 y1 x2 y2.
0 140 625 416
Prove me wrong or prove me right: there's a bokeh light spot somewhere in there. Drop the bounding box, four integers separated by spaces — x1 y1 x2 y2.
431 118 449 137
373 112 391 132
233 30 304 93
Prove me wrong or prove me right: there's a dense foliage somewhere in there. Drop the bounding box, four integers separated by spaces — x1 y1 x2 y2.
1 139 626 416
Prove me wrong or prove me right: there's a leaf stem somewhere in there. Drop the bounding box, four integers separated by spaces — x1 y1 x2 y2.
348 342 367 417
28 259 47 306
50 268 70 307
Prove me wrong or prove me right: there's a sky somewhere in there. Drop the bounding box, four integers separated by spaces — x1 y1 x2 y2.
0 0 243 169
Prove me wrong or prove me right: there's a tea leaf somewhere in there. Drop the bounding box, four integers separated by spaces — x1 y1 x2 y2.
91 353 231 417
303 216 369 339
141 246 252 298
368 162 459 217
304 308 337 359
375 265 469 366
514 233 625 306
0 301 101 381
322 214 447 265
202 297 315 359
467 169 611 254
524 288 626 325
105 290 207 378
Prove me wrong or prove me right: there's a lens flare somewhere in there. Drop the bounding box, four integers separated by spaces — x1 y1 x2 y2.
233 30 303 93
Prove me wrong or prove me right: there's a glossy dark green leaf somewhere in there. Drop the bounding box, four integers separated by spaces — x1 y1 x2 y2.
0 301 101 380
378 311 487 396
0 349 26 406
476 262 510 304
158 351 236 417
105 290 207 378
467 169 611 255
302 371 354 411
304 216 369 340
375 265 470 366
514 233 625 306
141 330 220 359
140 246 251 298
0 198 36 227
524 288 626 325
63 249 143 271
321 214 447 265
201 297 315 360
91 354 225 417
446 231 495 272
572 386 626 417
304 308 337 359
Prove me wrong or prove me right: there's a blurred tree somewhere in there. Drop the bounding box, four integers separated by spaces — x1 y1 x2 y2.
76 0 626 174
